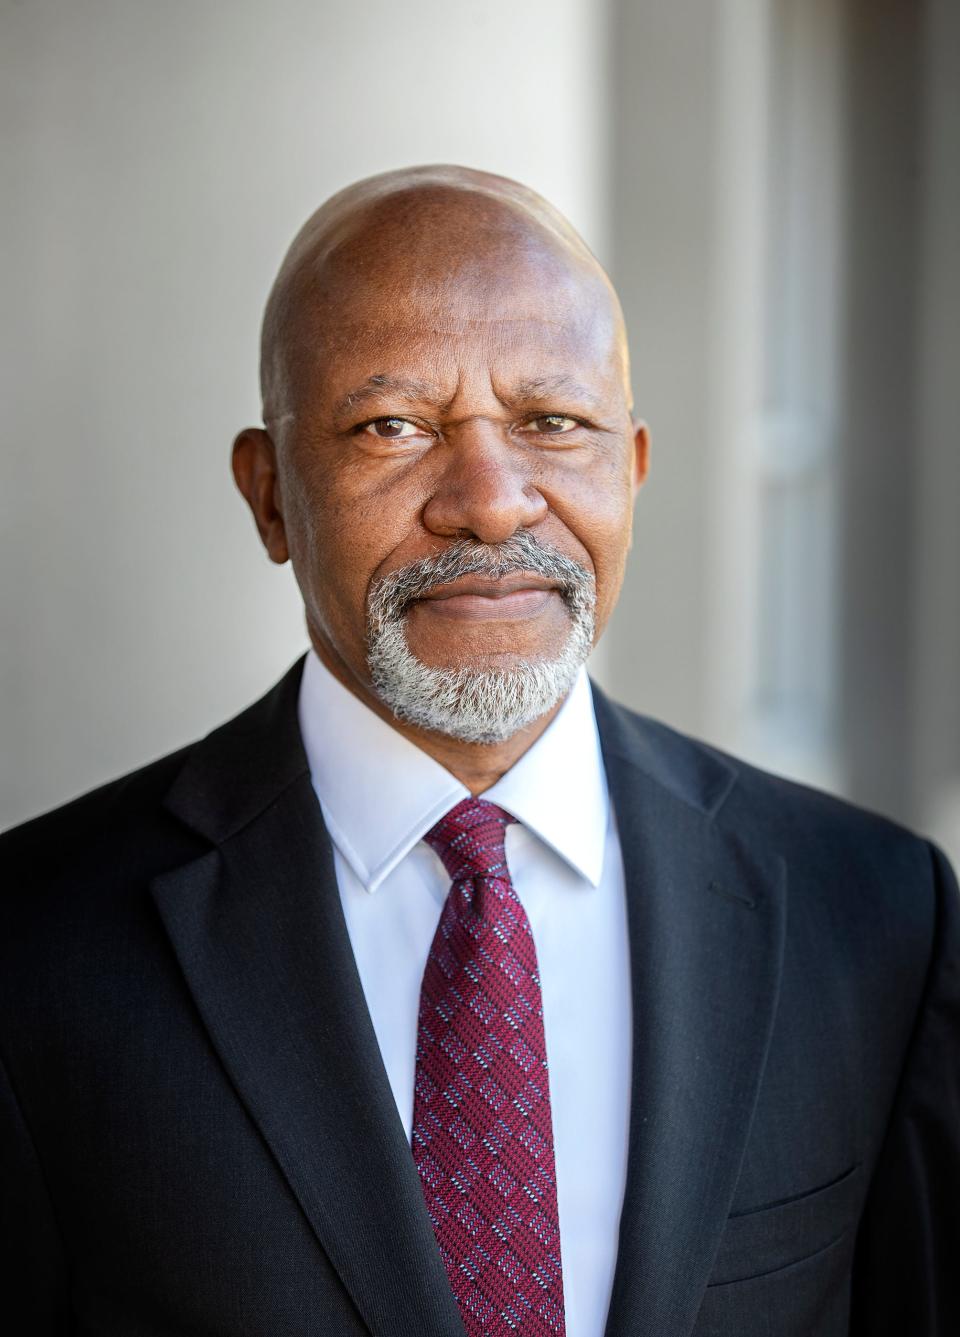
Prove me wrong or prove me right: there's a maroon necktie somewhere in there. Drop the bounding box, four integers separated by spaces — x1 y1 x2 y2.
412 798 566 1334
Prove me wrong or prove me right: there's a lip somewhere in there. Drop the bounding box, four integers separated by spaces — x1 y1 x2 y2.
417 573 560 601
410 574 563 622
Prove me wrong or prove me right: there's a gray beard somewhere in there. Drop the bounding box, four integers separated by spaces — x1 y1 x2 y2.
365 532 596 745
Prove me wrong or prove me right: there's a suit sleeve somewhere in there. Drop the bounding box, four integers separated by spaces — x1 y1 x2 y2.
0 1045 71 1332
850 841 960 1334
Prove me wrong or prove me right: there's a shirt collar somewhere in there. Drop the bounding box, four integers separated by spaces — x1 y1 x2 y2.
297 649 608 893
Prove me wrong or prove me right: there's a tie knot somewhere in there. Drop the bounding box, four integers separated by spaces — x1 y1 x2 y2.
424 797 515 884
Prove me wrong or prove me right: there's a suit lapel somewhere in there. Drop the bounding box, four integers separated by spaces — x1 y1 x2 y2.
150 661 464 1337
594 692 787 1337
148 662 784 1337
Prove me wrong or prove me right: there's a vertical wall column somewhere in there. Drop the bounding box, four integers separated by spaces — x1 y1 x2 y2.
710 0 849 794
836 0 925 823
604 0 958 866
602 0 726 736
911 0 960 863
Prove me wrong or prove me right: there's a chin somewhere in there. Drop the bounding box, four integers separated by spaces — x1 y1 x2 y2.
366 616 594 746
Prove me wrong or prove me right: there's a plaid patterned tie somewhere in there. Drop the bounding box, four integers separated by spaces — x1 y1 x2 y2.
412 797 566 1334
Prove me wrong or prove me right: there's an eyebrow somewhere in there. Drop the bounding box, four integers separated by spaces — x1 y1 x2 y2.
333 374 451 418
505 375 605 411
331 370 607 420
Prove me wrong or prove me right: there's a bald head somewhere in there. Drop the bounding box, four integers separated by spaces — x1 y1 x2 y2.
260 165 630 427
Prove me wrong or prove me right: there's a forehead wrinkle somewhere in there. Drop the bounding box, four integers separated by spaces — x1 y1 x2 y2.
269 270 630 435
328 343 620 425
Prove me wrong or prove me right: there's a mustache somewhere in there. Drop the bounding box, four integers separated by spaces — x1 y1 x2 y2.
367 532 596 628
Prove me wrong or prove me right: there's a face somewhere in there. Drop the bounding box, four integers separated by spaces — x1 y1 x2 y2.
234 217 648 731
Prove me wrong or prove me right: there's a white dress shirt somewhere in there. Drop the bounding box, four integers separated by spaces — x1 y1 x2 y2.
298 649 632 1337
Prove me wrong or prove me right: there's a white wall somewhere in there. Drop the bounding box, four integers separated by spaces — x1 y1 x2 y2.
0 0 610 827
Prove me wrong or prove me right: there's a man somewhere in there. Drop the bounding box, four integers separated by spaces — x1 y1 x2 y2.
1 165 957 1337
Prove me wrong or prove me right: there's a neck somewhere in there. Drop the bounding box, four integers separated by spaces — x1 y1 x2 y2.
397 705 566 795
310 637 566 795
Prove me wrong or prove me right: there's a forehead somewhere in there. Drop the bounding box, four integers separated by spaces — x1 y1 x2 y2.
293 247 625 410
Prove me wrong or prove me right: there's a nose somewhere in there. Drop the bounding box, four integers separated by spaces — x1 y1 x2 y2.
422 422 548 544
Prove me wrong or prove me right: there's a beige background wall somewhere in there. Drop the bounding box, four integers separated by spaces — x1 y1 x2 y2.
1 0 609 828
3 0 958 868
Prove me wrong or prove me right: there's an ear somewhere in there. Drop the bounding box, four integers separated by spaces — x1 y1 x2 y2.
231 428 290 564
631 420 651 496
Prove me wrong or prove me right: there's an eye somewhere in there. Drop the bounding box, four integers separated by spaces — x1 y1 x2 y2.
360 417 424 440
526 414 580 435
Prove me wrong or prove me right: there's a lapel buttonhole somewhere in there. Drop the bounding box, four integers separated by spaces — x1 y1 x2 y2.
708 879 757 909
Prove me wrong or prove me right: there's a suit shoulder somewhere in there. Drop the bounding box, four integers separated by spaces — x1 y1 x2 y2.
0 742 201 887
594 688 934 886
721 745 929 878
1 660 307 898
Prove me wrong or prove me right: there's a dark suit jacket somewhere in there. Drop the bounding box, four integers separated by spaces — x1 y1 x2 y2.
2 659 958 1336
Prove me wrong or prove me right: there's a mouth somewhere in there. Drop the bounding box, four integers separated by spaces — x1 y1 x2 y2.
411 573 564 622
